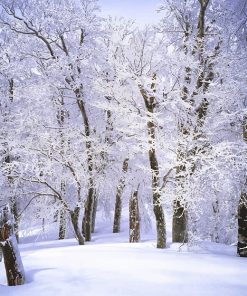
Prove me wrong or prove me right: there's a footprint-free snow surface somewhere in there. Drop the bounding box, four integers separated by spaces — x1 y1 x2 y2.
0 225 247 296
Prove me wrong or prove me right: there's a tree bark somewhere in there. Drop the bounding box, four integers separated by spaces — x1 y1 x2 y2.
59 209 66 240
129 189 140 243
70 210 84 245
238 192 247 257
76 90 95 242
56 96 67 241
238 116 247 257
91 190 98 233
113 158 129 233
82 184 95 241
0 205 25 286
139 80 166 249
172 200 188 243
172 0 211 243
173 149 188 243
4 154 19 243
10 197 19 243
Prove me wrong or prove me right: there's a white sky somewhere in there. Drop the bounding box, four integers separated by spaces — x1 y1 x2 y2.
99 0 162 26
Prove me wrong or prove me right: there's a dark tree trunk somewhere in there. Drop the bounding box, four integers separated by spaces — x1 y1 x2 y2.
59 209 66 240
238 117 247 257
1 240 24 286
5 154 19 243
212 199 220 242
58 180 66 240
113 158 129 233
56 97 68 241
10 197 19 243
70 210 84 245
129 189 140 243
149 147 166 249
76 92 95 242
91 190 98 233
83 183 95 241
238 192 247 257
139 80 166 249
172 160 188 243
0 205 25 286
172 200 188 243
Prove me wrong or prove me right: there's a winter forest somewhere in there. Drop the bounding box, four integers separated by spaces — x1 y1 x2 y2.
0 0 247 295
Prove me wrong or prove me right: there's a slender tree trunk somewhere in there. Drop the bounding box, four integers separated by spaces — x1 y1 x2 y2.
82 182 95 241
129 189 140 243
76 91 95 242
113 158 129 233
212 199 220 242
238 191 247 257
91 190 98 233
10 197 19 243
149 146 166 249
70 210 85 245
56 96 67 240
139 81 166 249
5 166 19 243
7 79 20 243
173 152 188 243
0 205 25 286
59 209 66 240
54 193 84 245
238 116 247 256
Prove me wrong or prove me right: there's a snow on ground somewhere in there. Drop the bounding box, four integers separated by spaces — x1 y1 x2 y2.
0 216 247 296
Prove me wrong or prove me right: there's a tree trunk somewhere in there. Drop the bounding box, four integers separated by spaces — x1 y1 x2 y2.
10 197 19 243
173 0 211 243
153 190 166 249
139 81 166 249
58 180 66 240
172 200 188 243
5 153 19 243
70 210 85 245
59 209 66 240
113 158 129 233
129 189 140 243
82 181 95 241
172 159 188 243
91 190 98 233
238 192 247 257
76 93 95 242
238 116 247 256
0 205 25 286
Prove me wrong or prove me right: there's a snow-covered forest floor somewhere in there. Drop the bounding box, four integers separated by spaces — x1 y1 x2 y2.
1 213 246 296
0 0 247 293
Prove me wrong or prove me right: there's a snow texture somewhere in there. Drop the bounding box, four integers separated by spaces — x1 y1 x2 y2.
0 219 246 296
